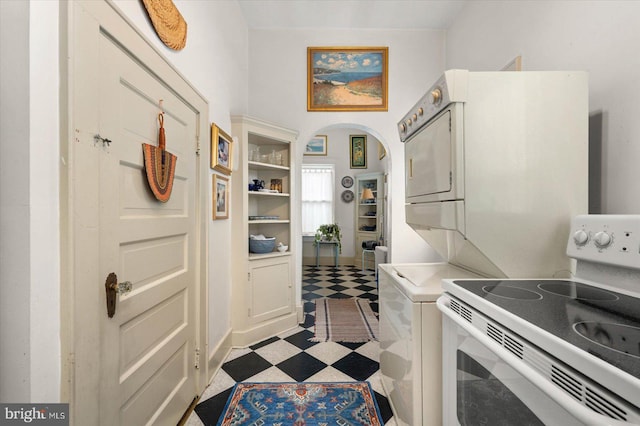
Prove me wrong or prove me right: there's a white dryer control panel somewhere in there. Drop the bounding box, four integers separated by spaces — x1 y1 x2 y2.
397 69 468 142
567 215 640 270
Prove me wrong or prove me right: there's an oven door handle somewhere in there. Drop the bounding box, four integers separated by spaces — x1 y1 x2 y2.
437 296 630 426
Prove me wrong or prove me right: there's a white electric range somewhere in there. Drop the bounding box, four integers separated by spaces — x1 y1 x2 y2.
439 215 640 425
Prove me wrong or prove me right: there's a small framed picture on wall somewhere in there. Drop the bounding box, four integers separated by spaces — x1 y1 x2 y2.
213 174 229 220
378 142 386 160
350 135 367 169
211 123 233 175
304 135 328 156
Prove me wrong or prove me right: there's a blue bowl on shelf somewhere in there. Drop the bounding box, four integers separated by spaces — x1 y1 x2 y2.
249 237 276 253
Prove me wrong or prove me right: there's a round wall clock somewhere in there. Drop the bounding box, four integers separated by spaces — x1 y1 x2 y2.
341 176 354 188
341 190 355 203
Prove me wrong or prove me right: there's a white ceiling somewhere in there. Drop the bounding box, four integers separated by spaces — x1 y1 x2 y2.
236 0 468 30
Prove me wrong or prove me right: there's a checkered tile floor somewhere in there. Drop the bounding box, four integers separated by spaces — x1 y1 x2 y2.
186 265 395 425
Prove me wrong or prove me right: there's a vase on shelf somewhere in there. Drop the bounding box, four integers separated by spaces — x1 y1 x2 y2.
252 179 264 190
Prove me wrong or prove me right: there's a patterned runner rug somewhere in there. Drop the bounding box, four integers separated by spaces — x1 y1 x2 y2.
311 298 378 343
216 382 383 426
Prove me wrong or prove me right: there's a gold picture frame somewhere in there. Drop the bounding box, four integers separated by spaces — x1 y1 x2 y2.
378 142 386 160
304 135 328 156
307 46 388 112
213 174 229 220
211 123 233 175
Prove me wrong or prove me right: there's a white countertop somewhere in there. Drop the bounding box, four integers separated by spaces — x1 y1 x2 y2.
379 262 481 302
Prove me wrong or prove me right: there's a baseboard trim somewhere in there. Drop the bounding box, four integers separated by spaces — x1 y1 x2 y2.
302 256 355 266
296 303 304 323
207 328 232 384
231 313 298 348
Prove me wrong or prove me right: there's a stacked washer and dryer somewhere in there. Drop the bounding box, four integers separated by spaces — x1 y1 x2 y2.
379 70 589 425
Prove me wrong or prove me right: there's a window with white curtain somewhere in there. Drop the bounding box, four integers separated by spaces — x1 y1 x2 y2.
301 164 335 235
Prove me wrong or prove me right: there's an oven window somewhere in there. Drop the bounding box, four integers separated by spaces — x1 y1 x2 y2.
457 350 544 425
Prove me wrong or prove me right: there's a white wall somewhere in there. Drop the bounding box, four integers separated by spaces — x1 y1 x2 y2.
446 0 640 214
301 127 387 261
0 0 60 403
29 0 61 403
1 0 33 403
247 28 445 272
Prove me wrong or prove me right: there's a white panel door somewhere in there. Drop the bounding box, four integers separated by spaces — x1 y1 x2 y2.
69 2 205 424
98 38 197 426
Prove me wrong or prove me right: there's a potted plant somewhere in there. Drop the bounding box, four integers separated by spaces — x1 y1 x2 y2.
314 223 342 253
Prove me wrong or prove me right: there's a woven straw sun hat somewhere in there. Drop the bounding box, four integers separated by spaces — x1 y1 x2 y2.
141 0 187 51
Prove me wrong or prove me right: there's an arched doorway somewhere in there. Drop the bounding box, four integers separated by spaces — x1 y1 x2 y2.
299 124 390 269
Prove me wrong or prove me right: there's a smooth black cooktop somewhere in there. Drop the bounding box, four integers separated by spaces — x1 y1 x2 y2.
451 279 640 380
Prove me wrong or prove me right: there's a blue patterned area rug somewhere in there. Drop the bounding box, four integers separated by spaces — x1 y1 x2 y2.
216 382 383 425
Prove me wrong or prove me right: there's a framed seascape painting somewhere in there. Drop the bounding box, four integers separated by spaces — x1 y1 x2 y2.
213 174 229 220
304 135 328 156
211 123 233 175
307 46 388 112
350 135 367 169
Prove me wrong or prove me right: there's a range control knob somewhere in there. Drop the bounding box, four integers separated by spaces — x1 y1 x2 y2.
430 89 442 105
417 107 424 116
400 122 407 133
573 230 589 246
593 231 613 248
412 113 418 121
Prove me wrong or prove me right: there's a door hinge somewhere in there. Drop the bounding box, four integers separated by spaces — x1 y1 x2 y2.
450 171 453 185
248 308 251 317
194 348 200 369
195 115 201 156
248 272 251 281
